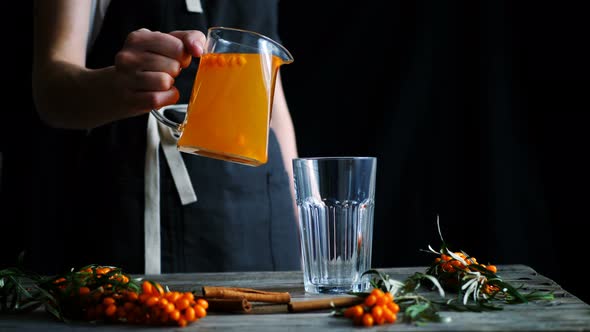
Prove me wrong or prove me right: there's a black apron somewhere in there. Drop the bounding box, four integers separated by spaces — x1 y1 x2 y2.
66 0 299 273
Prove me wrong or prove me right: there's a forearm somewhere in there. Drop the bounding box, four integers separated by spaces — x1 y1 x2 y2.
271 107 298 219
272 109 298 183
270 77 298 212
33 0 134 130
32 61 129 129
33 0 200 130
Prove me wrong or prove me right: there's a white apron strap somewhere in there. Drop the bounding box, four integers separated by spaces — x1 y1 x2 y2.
144 114 161 274
144 107 197 274
158 120 198 205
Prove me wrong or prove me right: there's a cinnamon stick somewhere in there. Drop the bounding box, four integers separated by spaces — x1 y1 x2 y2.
202 286 291 304
206 298 252 313
287 296 364 313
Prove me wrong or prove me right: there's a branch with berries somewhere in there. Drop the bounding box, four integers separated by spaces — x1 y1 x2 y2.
336 216 554 326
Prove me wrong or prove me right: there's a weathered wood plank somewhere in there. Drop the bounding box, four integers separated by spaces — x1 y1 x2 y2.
1 265 588 331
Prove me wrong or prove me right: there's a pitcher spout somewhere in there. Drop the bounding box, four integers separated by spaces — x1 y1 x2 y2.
208 27 293 64
268 40 293 64
252 30 293 64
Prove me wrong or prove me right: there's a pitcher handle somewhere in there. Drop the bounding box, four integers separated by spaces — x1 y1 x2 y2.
150 104 188 132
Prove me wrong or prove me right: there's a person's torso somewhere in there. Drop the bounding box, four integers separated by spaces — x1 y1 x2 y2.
64 0 299 273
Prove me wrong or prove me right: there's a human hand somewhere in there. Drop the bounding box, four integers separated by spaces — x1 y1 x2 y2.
114 29 206 114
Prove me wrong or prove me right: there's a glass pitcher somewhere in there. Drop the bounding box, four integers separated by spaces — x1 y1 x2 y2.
152 27 294 166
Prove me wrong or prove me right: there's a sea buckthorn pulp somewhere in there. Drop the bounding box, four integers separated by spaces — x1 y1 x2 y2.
179 53 285 166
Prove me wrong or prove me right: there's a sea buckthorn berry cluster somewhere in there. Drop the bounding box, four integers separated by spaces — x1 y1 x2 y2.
343 288 399 327
46 265 207 327
90 281 208 327
433 251 499 294
52 266 130 292
435 252 497 275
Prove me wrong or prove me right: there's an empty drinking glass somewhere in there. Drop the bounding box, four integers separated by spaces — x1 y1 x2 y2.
293 157 377 294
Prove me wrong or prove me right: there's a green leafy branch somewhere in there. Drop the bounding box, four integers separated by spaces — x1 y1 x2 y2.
1 258 142 322
359 216 554 325
362 269 449 324
0 252 61 319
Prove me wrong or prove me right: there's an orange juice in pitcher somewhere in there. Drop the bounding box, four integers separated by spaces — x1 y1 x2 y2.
151 27 294 167
178 53 285 166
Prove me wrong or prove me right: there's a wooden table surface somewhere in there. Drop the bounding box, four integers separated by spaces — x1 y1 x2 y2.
1 264 589 331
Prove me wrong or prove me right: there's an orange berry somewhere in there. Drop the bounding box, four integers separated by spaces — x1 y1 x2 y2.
375 316 386 325
364 294 377 306
105 304 117 316
184 306 196 322
102 297 116 306
383 292 394 303
196 298 209 310
348 305 364 319
53 277 66 284
146 296 160 307
362 313 374 327
158 298 169 307
216 55 227 67
451 260 465 268
383 307 396 323
176 298 190 310
388 312 398 324
370 288 385 299
486 265 497 274
169 309 181 321
371 305 383 321
236 55 247 66
387 301 400 314
142 281 154 295
164 303 175 314
194 304 207 318
78 286 90 296
126 291 138 302
228 55 240 66
138 293 151 303
376 294 390 306
183 292 195 302
166 292 181 303
442 262 455 272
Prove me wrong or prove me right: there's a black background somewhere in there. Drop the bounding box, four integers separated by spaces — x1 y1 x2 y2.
277 1 589 303
2 1 589 304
